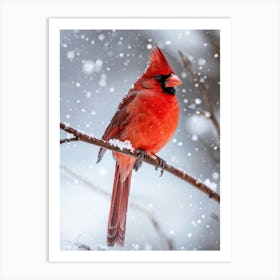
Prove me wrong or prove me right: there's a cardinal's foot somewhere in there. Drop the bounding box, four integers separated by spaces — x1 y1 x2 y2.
133 159 143 171
153 154 167 177
137 149 148 160
133 149 147 171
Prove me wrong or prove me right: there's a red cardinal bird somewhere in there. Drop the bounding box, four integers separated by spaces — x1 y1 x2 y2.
97 47 182 246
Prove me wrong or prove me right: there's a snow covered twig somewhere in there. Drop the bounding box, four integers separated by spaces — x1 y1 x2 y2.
60 122 220 203
178 50 220 137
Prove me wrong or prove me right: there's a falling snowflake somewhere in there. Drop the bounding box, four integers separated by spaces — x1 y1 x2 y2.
98 33 105 41
66 50 75 61
181 72 187 79
82 60 95 75
146 44 153 50
212 172 220 180
191 134 198 141
198 58 206 66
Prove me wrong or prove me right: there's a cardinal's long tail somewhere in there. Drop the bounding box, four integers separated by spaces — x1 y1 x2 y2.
107 162 132 246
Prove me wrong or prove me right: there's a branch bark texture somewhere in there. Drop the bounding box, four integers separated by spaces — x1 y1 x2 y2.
60 122 220 203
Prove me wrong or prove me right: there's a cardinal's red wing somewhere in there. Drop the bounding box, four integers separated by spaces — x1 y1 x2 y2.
97 91 137 163
103 91 137 139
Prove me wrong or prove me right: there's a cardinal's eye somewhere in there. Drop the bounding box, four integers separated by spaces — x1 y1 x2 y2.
155 74 162 81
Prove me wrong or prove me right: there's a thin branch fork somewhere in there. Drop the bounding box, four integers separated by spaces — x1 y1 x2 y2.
178 50 220 137
60 122 220 203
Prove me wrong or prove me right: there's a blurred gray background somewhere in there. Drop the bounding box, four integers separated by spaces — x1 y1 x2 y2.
60 29 220 251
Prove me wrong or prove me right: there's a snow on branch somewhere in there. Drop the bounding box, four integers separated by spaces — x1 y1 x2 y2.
178 50 220 137
60 122 220 203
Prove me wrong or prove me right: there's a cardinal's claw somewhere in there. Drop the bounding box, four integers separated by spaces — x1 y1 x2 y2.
152 153 167 177
133 149 147 171
133 159 143 171
137 149 148 160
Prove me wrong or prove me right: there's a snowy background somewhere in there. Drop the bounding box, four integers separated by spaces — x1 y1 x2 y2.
60 29 220 251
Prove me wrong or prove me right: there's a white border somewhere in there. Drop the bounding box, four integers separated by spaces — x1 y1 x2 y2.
49 18 231 262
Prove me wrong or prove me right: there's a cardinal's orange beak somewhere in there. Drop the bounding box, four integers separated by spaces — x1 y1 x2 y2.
165 74 182 87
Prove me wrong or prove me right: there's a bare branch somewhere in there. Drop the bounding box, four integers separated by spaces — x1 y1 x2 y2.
210 212 220 223
75 242 91 251
204 31 220 58
60 137 80 144
61 164 174 250
178 50 220 137
60 122 220 203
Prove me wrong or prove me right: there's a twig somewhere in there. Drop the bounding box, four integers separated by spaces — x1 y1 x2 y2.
61 164 174 250
60 122 220 203
210 212 220 223
75 242 91 250
178 50 220 137
60 137 80 144
61 240 94 251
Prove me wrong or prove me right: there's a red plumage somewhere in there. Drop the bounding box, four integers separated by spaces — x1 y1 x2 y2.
97 47 182 246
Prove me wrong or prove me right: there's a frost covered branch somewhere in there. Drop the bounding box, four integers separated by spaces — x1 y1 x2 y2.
60 122 220 203
61 164 174 250
178 50 220 137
